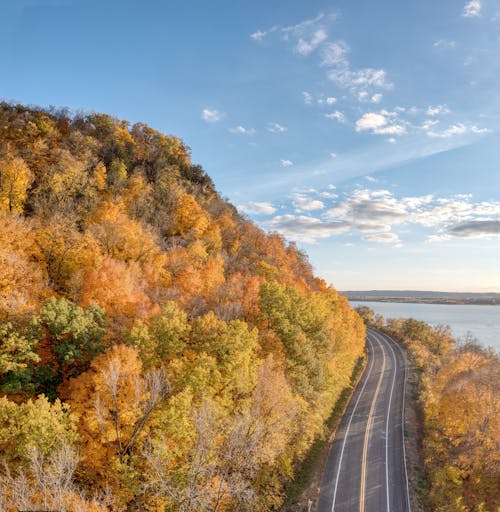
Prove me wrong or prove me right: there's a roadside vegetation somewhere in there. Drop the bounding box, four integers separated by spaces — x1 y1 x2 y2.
356 306 500 512
0 102 365 511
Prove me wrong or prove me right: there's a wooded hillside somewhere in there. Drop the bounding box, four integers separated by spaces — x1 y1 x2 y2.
0 102 365 511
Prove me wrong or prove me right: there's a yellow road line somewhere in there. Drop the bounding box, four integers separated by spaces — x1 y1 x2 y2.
359 336 386 512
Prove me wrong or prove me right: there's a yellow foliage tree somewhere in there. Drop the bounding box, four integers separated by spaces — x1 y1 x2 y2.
0 154 33 213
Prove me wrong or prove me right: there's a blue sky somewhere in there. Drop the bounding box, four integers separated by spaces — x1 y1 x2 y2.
1 0 500 291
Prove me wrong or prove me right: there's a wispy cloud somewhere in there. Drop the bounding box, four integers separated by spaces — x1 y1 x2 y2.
280 159 294 167
433 39 457 49
426 104 450 116
250 13 331 43
462 0 482 18
425 123 489 138
267 122 288 133
295 28 328 56
202 108 223 123
238 201 277 215
264 215 348 244
325 110 346 123
229 125 256 135
292 194 325 212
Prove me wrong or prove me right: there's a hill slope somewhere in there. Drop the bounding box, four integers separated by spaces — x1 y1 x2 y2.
0 102 365 511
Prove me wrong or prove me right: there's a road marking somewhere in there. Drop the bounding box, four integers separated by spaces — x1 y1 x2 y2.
359 334 386 512
379 330 412 512
331 335 376 512
378 332 397 512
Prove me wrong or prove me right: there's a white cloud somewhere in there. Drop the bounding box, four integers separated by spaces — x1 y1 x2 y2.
355 112 406 135
295 28 328 56
462 0 481 17
426 104 450 116
326 96 337 105
329 152 337 158
327 66 393 92
371 93 383 104
292 194 325 211
250 30 267 41
238 201 277 215
321 41 350 67
325 110 346 123
264 215 348 244
303 91 314 105
202 108 223 123
356 113 387 130
281 159 294 167
363 232 400 244
267 122 288 133
365 175 377 182
426 123 489 138
229 125 256 135
433 39 457 49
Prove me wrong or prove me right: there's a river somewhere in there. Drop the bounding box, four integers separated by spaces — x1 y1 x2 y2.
350 301 500 352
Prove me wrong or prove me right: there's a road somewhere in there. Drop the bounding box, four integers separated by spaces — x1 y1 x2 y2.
317 328 411 512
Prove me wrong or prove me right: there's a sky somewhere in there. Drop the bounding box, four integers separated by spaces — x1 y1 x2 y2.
1 0 500 292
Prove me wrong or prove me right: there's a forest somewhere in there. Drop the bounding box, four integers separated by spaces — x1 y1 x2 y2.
0 102 366 511
357 307 499 512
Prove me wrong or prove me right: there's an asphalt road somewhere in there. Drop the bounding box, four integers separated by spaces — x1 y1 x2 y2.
317 328 411 512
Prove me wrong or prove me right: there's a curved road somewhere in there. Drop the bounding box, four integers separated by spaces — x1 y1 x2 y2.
317 329 411 512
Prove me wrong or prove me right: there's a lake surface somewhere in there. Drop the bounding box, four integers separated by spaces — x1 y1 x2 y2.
350 301 500 352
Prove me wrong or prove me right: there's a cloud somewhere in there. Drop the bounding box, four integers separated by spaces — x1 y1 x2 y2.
264 215 348 243
267 122 288 133
251 13 333 45
433 39 457 49
426 104 450 116
280 159 294 167
292 194 325 211
447 220 500 238
321 41 350 67
327 66 393 92
462 0 481 17
229 126 256 135
202 108 223 123
325 110 346 123
250 30 267 42
371 93 383 104
303 91 314 105
362 232 400 244
426 123 489 138
326 97 337 105
238 201 277 215
365 175 377 182
355 112 406 135
295 29 328 55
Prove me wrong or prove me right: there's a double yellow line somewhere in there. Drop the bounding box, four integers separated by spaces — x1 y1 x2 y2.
359 336 386 512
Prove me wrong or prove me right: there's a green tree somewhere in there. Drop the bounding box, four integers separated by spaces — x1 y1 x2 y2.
0 322 40 393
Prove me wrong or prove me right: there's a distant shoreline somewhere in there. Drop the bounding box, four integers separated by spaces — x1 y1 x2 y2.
346 297 500 306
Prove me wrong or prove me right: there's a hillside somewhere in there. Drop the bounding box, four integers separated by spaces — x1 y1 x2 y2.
0 102 365 511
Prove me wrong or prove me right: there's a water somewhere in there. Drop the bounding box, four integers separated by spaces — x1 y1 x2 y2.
350 301 500 352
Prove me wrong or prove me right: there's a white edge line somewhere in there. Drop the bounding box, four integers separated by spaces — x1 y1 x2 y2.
378 330 412 512
331 334 376 512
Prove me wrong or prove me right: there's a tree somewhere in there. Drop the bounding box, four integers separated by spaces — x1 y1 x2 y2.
0 322 40 393
0 154 33 213
0 395 78 466
33 297 106 396
64 345 170 504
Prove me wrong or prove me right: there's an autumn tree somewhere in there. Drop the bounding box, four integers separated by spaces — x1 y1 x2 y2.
0 153 33 213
